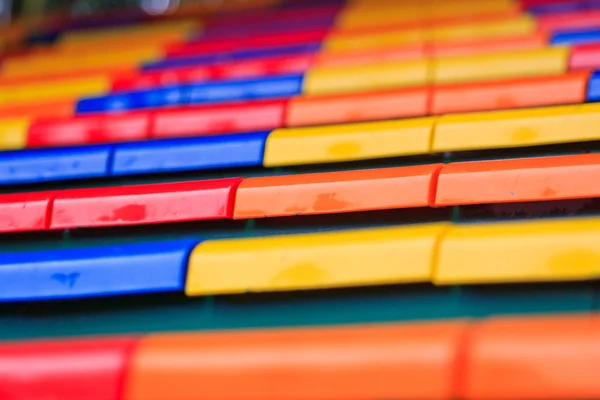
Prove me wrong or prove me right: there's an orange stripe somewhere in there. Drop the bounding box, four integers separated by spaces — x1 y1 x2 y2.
234 164 442 219
0 99 74 119
465 315 600 400
315 33 546 68
286 87 430 127
435 153 600 206
431 71 588 115
124 321 467 400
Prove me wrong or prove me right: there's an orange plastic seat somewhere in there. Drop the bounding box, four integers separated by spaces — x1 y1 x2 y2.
286 87 430 127
431 72 588 115
0 98 74 119
124 321 467 400
435 154 600 206
464 315 600 400
234 164 442 219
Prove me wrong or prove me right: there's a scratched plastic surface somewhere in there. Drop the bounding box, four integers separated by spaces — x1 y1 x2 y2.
2 0 600 386
0 240 199 302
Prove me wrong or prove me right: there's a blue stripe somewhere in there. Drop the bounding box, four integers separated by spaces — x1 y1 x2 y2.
111 131 269 176
0 239 200 302
0 145 111 185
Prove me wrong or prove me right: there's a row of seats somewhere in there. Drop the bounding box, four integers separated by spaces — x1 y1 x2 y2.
0 2 594 115
4 69 593 150
6 98 600 185
2 152 598 233
0 38 582 119
0 43 585 114
0 215 598 301
2 0 600 398
1 314 598 400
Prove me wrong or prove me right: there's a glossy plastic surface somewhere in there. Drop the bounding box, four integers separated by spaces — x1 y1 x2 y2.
303 60 431 95
0 240 199 301
465 315 600 400
186 75 303 104
212 54 315 80
27 113 151 147
57 20 196 47
0 98 75 119
0 145 111 185
234 165 442 219
78 75 301 112
585 70 600 101
337 1 521 28
433 47 569 84
0 118 30 150
0 192 51 233
165 29 328 57
537 9 600 32
334 8 524 35
143 44 318 71
431 72 588 115
124 321 466 400
152 100 285 138
286 87 429 126
552 27 600 45
314 44 426 67
51 178 243 229
323 30 426 52
76 86 189 113
2 47 160 78
431 32 547 57
435 217 600 284
430 15 537 42
571 43 600 70
0 76 110 106
111 132 268 176
433 103 600 152
140 54 224 72
265 118 434 166
109 66 212 91
186 223 446 295
0 337 137 400
435 154 600 206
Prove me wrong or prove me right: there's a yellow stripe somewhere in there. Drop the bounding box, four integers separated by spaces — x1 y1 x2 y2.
0 118 29 150
435 217 600 284
323 30 426 52
433 103 600 152
0 77 110 105
1 48 161 77
337 0 519 27
433 47 569 85
431 15 536 42
264 118 434 167
58 20 199 45
303 60 431 95
186 223 447 296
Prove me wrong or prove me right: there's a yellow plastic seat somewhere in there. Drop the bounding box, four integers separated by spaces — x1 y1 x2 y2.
264 118 435 167
57 20 199 47
323 30 426 52
1 48 161 78
303 60 431 95
0 118 30 150
0 76 111 105
432 103 600 152
435 217 600 284
186 223 447 296
430 15 536 43
433 47 569 85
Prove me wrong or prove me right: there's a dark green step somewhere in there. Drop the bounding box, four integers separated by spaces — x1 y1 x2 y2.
0 282 597 341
